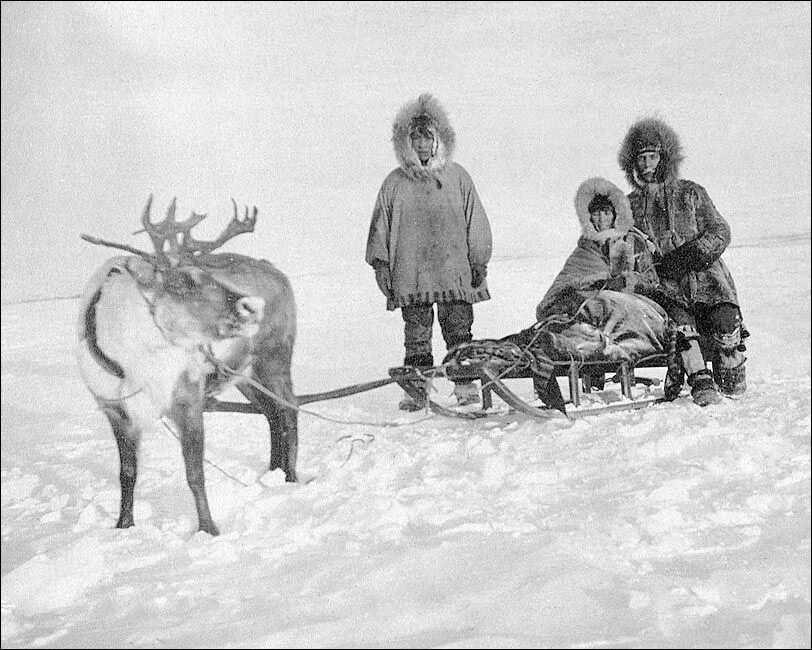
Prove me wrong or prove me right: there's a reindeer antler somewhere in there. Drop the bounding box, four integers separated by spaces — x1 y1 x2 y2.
178 198 257 260
136 195 208 264
79 233 159 264
81 196 258 267
80 195 168 264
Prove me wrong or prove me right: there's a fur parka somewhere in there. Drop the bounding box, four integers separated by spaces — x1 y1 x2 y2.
365 94 492 310
535 177 658 322
618 117 739 310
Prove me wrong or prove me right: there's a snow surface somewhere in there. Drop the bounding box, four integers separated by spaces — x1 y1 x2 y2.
2 237 810 648
2 2 810 648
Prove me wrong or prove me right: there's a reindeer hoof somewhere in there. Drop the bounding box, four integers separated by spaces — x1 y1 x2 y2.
116 516 134 529
199 521 220 536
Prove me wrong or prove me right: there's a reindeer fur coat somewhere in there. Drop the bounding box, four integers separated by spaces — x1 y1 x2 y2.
618 117 740 310
365 94 492 311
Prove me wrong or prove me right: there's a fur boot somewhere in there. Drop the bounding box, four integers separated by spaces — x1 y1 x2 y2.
688 369 722 406
399 387 427 412
716 359 747 395
399 352 433 411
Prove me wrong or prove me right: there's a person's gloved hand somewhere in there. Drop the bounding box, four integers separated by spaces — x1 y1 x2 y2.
655 248 691 281
471 264 487 288
373 263 392 298
656 240 712 281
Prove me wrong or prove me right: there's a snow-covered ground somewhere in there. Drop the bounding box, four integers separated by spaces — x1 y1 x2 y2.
2 235 809 649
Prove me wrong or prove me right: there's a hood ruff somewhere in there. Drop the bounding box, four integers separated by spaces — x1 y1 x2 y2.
574 177 634 241
391 93 456 182
574 177 638 280
618 117 684 189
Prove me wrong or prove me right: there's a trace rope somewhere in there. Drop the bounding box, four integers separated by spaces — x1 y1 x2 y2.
204 350 435 428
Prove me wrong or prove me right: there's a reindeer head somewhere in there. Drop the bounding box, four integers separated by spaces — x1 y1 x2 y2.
81 197 267 346
150 264 266 346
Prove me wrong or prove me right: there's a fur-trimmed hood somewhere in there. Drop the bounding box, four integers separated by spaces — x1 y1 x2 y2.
392 93 456 181
618 117 684 189
536 178 651 320
575 177 634 242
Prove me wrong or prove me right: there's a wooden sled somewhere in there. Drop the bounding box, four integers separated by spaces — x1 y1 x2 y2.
205 354 670 422
388 353 670 420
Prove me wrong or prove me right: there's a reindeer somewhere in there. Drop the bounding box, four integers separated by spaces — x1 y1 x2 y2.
76 196 297 536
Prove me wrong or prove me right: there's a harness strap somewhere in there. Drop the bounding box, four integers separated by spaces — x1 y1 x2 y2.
82 268 126 379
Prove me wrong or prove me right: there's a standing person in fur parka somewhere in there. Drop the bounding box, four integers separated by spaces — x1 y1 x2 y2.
535 177 659 322
366 93 493 411
618 117 748 405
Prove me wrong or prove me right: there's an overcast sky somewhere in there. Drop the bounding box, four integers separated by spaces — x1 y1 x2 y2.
2 1 810 303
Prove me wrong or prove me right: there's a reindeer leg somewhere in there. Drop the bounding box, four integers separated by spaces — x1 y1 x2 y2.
278 397 299 482
99 401 139 529
238 372 298 483
171 376 219 536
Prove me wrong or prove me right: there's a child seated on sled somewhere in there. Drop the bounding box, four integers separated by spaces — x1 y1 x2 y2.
536 176 659 321
531 178 660 388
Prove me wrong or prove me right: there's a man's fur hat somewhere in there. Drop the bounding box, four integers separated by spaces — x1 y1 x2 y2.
392 93 456 181
618 117 684 188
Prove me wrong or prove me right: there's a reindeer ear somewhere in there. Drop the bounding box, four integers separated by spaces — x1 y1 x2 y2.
126 258 158 287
